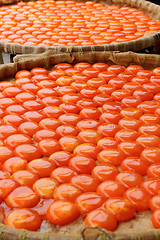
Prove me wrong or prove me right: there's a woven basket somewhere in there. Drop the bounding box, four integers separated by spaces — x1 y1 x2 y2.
0 0 159 54
0 50 159 239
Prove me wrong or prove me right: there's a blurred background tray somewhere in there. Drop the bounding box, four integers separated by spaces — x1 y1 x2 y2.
0 0 159 57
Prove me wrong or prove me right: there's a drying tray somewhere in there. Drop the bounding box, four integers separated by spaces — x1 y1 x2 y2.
0 0 159 54
0 50 159 239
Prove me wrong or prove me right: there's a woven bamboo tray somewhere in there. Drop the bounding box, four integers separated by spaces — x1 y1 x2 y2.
0 50 160 239
0 0 159 54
